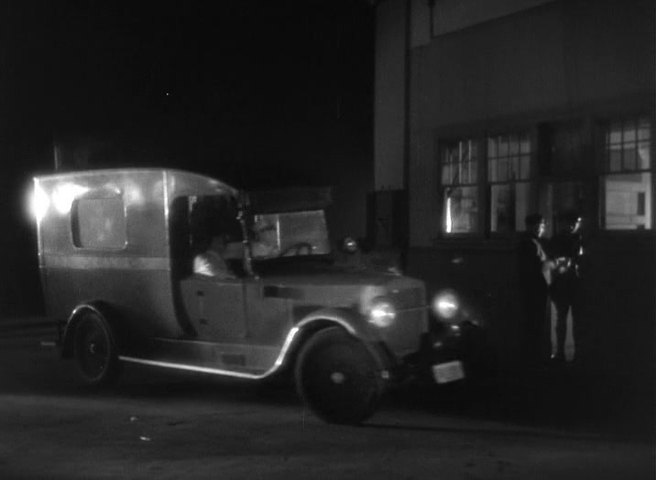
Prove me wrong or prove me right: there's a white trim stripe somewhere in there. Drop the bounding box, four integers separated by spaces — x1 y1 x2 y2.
43 255 170 271
119 326 302 380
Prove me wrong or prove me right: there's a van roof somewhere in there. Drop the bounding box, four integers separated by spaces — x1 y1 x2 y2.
34 168 240 197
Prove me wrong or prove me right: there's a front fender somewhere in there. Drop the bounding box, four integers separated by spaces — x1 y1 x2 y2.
296 307 361 335
290 307 395 378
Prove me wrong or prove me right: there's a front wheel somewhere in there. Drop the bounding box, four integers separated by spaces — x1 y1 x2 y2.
73 311 120 387
295 327 385 424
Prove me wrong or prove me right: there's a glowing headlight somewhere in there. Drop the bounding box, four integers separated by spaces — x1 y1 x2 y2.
340 236 359 254
432 290 460 320
31 183 50 223
368 301 396 328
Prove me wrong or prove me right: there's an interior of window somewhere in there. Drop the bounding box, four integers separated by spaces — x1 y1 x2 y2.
603 117 652 230
442 139 479 234
186 195 245 276
487 133 533 233
437 116 654 236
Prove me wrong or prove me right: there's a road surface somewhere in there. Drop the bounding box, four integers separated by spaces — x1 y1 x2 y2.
0 322 653 479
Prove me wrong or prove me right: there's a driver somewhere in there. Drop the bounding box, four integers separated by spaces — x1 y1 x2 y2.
193 234 237 279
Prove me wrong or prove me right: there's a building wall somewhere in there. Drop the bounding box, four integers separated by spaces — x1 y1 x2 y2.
411 0 653 134
376 0 655 378
409 0 655 245
374 0 407 191
431 0 557 37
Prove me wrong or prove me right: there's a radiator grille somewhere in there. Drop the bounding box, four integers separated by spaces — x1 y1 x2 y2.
390 287 425 310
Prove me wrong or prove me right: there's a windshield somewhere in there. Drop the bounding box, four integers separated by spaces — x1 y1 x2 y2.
250 210 331 260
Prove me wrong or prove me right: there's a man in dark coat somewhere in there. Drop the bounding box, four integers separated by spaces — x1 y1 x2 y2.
518 213 551 368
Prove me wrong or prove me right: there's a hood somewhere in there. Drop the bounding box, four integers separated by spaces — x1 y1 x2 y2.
258 267 427 313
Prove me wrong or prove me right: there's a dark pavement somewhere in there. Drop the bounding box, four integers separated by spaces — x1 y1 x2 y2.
1 315 653 442
0 315 653 479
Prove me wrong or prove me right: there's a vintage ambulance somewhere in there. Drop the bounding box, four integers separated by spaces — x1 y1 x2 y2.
32 169 486 424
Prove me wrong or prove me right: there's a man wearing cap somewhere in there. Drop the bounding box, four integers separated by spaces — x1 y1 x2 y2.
549 212 584 364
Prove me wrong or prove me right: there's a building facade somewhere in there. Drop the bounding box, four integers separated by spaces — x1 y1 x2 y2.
374 0 655 380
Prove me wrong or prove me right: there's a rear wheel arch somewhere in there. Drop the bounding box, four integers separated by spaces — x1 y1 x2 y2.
65 303 122 386
62 303 119 358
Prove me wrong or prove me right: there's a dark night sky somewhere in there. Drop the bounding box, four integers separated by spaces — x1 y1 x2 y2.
1 0 374 188
0 1 375 315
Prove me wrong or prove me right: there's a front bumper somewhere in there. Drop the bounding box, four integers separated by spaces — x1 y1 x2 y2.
400 320 492 385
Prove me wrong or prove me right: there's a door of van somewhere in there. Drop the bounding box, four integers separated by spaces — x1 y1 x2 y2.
180 276 247 341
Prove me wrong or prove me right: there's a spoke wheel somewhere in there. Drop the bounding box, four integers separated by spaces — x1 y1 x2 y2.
73 311 120 386
295 327 384 424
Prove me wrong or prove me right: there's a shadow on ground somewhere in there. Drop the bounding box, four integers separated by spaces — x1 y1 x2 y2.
382 365 655 441
1 340 653 442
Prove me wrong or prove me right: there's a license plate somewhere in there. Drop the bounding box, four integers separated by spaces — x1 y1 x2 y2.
432 360 465 384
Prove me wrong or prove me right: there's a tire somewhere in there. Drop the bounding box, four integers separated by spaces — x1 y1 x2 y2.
295 327 384 424
73 311 120 387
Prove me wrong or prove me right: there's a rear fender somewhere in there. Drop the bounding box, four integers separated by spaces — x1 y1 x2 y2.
61 302 117 358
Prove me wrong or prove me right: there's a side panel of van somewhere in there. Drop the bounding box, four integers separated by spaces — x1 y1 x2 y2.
36 170 185 339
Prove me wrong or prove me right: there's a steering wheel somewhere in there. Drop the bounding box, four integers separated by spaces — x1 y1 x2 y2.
279 242 314 257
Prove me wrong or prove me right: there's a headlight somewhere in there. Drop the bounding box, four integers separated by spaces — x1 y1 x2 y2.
432 290 460 320
340 236 359 254
368 300 396 328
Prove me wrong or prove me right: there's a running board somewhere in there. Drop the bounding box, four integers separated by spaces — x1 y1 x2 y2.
118 325 303 380
118 356 269 380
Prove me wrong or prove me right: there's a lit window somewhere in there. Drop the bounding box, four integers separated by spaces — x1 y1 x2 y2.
603 117 652 230
441 139 479 234
487 133 533 233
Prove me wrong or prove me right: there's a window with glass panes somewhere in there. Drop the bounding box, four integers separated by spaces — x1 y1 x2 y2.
487 133 533 233
441 139 479 234
602 117 653 230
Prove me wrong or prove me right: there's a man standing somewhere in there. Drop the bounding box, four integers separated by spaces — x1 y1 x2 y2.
518 213 551 368
549 212 584 364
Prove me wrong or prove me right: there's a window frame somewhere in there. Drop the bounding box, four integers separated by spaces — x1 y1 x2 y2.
598 115 655 232
436 128 539 239
438 136 485 237
71 194 128 251
485 130 538 236
434 114 656 241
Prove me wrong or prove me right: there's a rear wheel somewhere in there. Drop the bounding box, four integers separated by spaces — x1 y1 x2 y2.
73 311 120 386
295 327 384 424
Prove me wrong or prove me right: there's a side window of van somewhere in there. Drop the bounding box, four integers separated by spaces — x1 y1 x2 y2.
188 195 242 250
72 197 127 249
187 195 244 276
